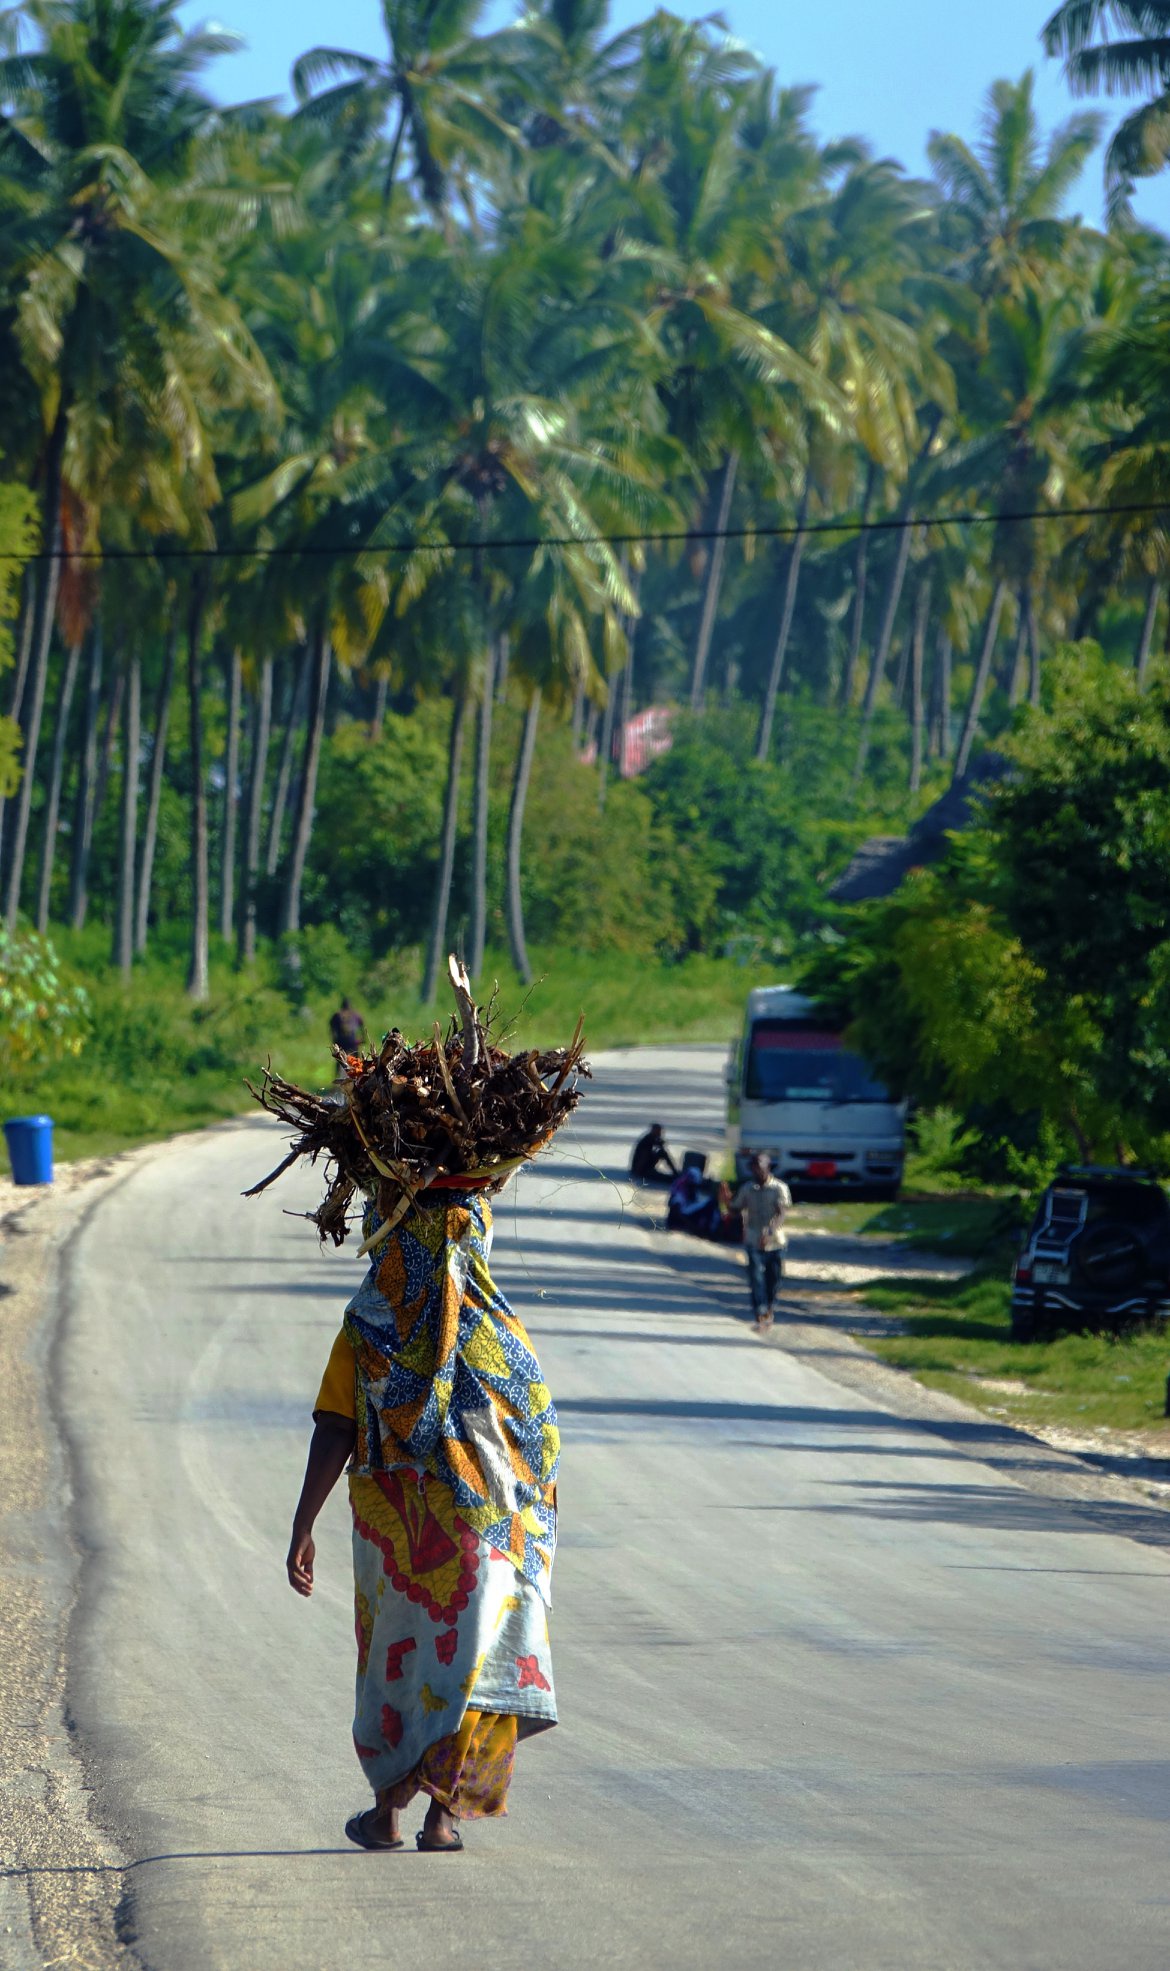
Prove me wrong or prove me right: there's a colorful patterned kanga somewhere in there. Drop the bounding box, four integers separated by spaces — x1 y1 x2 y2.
344 1193 559 1601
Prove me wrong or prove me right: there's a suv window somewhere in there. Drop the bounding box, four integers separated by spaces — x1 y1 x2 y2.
1082 1185 1170 1228
1031 1181 1170 1238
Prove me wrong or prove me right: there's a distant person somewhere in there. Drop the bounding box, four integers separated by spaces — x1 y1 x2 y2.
666 1163 723 1240
731 1152 792 1333
330 998 365 1054
630 1123 679 1186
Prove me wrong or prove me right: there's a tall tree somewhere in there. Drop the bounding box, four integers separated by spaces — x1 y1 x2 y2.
1044 2 1170 218
280 619 332 937
34 635 80 932
186 581 210 1001
219 648 242 943
422 685 468 1002
135 625 177 955
68 623 102 930
237 655 272 967
112 652 140 977
467 636 497 983
928 72 1101 297
292 0 522 212
505 687 541 986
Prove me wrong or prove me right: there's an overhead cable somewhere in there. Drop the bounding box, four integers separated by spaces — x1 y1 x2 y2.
0 496 1167 564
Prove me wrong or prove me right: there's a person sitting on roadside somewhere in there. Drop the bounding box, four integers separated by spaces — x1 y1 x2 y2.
330 997 365 1055
666 1159 724 1240
630 1122 679 1186
731 1152 792 1334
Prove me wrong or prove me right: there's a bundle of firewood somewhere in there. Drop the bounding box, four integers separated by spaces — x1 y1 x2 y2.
244 956 589 1250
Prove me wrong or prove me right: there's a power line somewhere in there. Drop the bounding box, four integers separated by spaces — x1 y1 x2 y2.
1 497 1168 564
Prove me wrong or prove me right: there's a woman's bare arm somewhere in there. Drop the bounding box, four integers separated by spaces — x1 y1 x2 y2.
286 1413 357 1597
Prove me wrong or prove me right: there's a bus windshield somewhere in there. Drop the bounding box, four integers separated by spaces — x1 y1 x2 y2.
744 1020 891 1105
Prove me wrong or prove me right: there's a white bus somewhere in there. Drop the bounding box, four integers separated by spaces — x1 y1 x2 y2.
726 984 906 1197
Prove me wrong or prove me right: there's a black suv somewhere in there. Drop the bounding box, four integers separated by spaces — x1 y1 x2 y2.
1011 1166 1170 1342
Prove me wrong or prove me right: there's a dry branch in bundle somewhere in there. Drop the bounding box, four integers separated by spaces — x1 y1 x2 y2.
244 955 589 1248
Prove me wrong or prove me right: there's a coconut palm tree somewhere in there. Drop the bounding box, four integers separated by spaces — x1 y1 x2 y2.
756 154 944 761
0 0 272 929
1044 1 1170 218
927 72 1101 299
939 286 1093 779
612 61 838 717
338 209 658 998
292 0 523 215
506 0 642 166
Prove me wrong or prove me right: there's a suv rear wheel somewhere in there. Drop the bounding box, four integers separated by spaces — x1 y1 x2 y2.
1071 1222 1147 1294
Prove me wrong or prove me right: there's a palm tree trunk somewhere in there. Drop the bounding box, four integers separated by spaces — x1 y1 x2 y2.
421 685 469 1001
495 636 510 702
854 524 913 781
69 626 104 932
933 628 953 759
909 575 931 797
597 669 617 812
1026 595 1042 708
892 625 913 710
1005 595 1028 707
280 621 331 937
5 410 66 929
854 415 940 780
88 663 125 860
238 655 272 967
186 582 210 1002
113 654 141 978
34 639 81 934
953 580 1008 783
0 568 38 873
689 450 739 712
840 461 876 707
615 643 634 776
468 638 497 983
506 689 541 986
219 648 242 943
135 625 177 956
1136 578 1161 689
266 649 307 877
570 684 585 751
7 568 36 725
370 669 389 740
755 483 809 764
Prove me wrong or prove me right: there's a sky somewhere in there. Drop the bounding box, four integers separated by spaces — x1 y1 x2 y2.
177 0 1170 231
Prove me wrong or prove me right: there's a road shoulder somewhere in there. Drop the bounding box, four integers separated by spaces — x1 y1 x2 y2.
0 1159 141 1967
644 1216 1170 1553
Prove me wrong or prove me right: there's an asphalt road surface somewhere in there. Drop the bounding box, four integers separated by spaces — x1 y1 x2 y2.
64 1048 1170 1971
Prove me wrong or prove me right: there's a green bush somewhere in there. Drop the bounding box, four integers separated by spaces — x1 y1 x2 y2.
0 924 89 1071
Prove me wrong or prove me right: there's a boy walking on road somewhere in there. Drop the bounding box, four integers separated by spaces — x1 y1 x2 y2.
731 1153 792 1334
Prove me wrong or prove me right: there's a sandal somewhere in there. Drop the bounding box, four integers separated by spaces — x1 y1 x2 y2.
345 1809 404 1851
415 1828 464 1853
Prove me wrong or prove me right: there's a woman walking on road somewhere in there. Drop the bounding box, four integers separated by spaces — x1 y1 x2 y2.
287 1188 559 1853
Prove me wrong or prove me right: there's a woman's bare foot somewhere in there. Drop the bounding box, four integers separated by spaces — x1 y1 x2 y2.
345 1804 402 1849
418 1798 463 1850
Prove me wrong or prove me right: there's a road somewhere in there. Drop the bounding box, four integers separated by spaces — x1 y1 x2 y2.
63 1047 1170 1971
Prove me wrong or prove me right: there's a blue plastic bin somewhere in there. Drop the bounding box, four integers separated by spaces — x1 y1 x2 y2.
4 1115 54 1186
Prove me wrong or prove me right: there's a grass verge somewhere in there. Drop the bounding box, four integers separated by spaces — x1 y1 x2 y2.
861 1270 1170 1441
802 1191 1022 1260
1 936 767 1170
